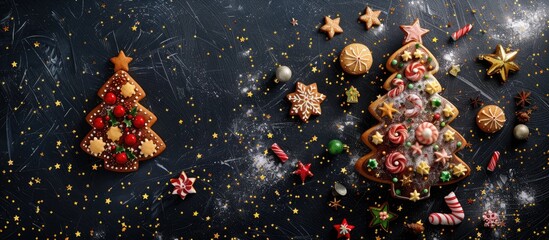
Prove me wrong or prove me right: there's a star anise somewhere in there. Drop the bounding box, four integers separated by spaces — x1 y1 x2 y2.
516 111 531 123
469 96 484 108
515 91 531 107
328 198 342 210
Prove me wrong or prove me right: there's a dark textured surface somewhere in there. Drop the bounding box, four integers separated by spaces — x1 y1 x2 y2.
1 0 548 239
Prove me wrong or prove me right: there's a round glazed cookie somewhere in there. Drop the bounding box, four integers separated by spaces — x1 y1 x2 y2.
476 105 506 133
339 43 373 75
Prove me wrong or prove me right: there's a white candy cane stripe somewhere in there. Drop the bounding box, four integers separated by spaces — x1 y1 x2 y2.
429 192 464 225
271 143 289 163
388 78 405 98
487 151 500 172
404 94 423 118
451 24 473 41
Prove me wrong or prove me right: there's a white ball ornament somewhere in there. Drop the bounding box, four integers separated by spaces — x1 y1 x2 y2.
275 65 292 82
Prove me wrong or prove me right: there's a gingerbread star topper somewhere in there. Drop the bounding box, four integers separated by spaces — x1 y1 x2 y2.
479 44 519 82
110 50 133 72
400 19 429 44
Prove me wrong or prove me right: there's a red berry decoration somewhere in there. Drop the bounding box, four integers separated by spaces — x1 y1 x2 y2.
433 113 441 121
104 92 117 105
133 115 145 128
105 115 110 121
127 115 133 120
93 117 105 129
113 105 126 118
115 152 128 165
125 134 137 146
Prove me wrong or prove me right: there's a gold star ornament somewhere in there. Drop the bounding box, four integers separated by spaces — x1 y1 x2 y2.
479 44 519 82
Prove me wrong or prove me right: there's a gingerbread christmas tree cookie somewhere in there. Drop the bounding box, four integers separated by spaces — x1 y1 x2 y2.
355 20 470 201
80 51 166 172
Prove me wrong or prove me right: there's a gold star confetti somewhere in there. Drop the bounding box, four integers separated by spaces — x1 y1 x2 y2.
11 61 17 68
131 25 138 31
253 212 260 218
292 208 299 214
33 41 40 47
212 133 218 139
142 193 149 199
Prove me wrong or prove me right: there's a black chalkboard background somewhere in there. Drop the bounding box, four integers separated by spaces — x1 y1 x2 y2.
1 0 548 239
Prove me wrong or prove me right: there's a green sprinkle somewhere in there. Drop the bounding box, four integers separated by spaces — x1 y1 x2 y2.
391 59 398 66
415 43 421 49
396 73 402 79
433 145 439 151
431 98 442 108
423 75 429 79
423 189 429 193
405 141 412 147
457 141 462 147
392 178 398 183
395 189 401 195
398 63 404 68
427 57 432 62
440 122 446 127
407 83 414 89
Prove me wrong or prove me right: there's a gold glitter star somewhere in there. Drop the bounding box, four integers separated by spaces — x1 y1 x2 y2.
75 231 81 237
320 16 343 39
401 175 412 186
212 133 218 139
432 37 438 43
416 161 430 175
292 208 299 214
247 91 253 97
409 190 421 202
340 167 347 174
197 153 202 159
11 61 17 68
8 160 13 166
33 41 40 47
131 25 137 31
378 102 399 119
105 198 111 204
142 193 149 199
253 212 260 218
452 163 468 177
443 105 454 117
54 100 61 106
371 131 384 145
479 44 519 82
267 133 273 138
476 165 482 171
400 50 412 61
193 211 199 216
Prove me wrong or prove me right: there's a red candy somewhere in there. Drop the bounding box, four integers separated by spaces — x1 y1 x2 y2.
125 134 137 146
104 92 117 105
93 117 105 129
115 152 128 165
113 105 126 118
133 115 145 128
433 113 441 121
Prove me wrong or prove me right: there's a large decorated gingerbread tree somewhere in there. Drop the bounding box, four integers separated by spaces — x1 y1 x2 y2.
355 20 470 201
80 51 166 172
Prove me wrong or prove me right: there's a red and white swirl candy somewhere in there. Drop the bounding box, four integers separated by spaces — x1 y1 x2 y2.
388 124 408 145
388 78 405 98
385 152 407 174
429 192 464 225
404 94 423 118
405 61 426 82
415 122 439 145
487 151 500 172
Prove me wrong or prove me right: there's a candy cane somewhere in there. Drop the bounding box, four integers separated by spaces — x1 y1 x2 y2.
388 78 405 98
451 24 473 41
271 143 288 163
404 94 423 118
487 151 500 172
429 192 464 225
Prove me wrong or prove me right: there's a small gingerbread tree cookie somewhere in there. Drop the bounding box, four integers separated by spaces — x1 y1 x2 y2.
80 51 166 172
355 20 470 201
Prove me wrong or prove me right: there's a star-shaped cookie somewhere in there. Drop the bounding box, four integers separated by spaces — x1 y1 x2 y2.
110 50 133 72
320 16 343 39
287 82 326 122
359 7 381 30
400 19 429 44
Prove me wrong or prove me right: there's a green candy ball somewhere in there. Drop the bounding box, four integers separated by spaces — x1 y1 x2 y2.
328 139 344 155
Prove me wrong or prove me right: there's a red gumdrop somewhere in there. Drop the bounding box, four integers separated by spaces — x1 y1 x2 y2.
133 115 145 128
115 152 128 165
93 117 104 129
125 134 137 146
104 92 117 105
113 105 126 118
